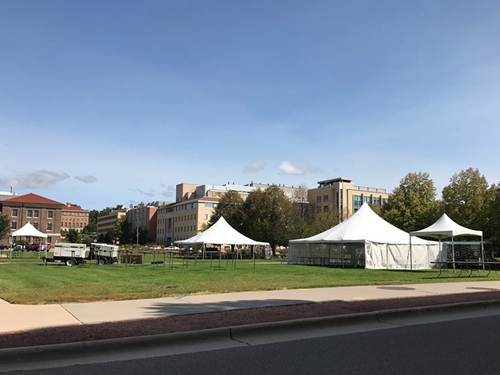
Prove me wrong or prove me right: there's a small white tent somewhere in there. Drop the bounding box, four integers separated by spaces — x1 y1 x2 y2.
12 222 48 239
289 203 439 269
409 214 484 264
175 216 268 250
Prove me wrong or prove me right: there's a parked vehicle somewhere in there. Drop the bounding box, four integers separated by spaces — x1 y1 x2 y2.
89 243 119 265
43 243 87 266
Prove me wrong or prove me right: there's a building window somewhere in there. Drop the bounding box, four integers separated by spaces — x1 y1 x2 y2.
192 203 197 209
204 203 214 208
373 197 381 205
33 222 38 229
323 195 329 202
316 196 321 203
11 209 18 217
364 196 372 204
383 198 389 205
34 210 39 218
47 223 53 231
323 205 329 212
204 214 208 220
11 221 17 230
27 210 33 218
353 195 362 212
47 211 53 219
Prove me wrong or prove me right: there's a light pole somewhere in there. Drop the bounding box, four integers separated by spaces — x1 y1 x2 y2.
136 207 139 248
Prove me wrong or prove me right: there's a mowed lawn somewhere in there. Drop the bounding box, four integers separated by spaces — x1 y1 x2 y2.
0 254 497 304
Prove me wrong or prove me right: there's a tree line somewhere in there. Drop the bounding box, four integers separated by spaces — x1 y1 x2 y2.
208 168 500 252
2 168 499 249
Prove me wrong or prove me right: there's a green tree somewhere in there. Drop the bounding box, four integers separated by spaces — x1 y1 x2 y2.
66 228 80 243
287 184 317 239
381 171 439 232
0 215 10 242
442 168 489 230
82 209 98 234
114 216 133 245
208 190 245 231
243 185 292 255
482 184 500 246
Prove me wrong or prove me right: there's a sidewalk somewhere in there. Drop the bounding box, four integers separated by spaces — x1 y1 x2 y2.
2 280 500 334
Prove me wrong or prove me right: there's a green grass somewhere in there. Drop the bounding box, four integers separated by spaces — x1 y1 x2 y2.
0 254 497 304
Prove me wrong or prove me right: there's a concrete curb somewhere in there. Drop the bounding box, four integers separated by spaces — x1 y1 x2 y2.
2 299 500 369
0 327 230 367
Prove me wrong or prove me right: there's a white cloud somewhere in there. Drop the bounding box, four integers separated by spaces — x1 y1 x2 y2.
75 175 97 183
0 170 69 189
278 161 320 175
244 161 266 173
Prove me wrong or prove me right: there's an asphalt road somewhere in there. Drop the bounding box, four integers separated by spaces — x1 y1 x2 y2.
4 314 500 375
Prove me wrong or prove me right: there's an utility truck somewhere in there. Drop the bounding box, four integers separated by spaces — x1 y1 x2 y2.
89 243 119 265
44 243 87 266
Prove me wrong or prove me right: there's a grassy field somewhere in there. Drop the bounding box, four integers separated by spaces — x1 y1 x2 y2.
0 253 497 304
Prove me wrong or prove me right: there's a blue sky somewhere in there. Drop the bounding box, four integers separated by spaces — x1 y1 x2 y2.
1 1 499 210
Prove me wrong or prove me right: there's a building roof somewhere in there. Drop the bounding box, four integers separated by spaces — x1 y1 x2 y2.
170 197 220 207
2 193 64 206
62 204 89 213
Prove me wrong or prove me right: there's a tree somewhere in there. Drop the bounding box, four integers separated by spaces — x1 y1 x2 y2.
114 216 133 245
287 184 316 239
66 228 80 243
0 215 10 242
381 172 439 232
442 168 489 230
82 209 98 234
242 185 292 255
482 184 500 247
208 190 245 231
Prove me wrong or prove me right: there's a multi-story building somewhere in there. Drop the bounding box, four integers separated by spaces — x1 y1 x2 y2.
127 201 168 244
0 193 64 245
61 203 89 233
307 177 390 221
0 190 15 201
156 182 305 245
96 208 128 242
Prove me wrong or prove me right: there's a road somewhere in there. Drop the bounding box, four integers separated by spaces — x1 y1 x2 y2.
3 313 500 375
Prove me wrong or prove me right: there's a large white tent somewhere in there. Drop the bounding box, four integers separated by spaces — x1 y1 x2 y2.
289 203 440 270
11 222 48 239
175 216 268 249
409 214 484 264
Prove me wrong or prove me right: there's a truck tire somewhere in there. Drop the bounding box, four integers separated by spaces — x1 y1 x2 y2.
98 258 107 266
66 259 73 266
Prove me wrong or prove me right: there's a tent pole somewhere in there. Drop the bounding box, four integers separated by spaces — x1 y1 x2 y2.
452 236 455 271
409 234 412 271
481 235 485 271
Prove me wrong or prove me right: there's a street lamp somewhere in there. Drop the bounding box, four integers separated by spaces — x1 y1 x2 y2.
136 207 139 247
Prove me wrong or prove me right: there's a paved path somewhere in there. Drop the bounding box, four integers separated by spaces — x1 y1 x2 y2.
2 280 500 333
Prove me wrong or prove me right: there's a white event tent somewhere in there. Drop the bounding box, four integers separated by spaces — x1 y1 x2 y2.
11 222 48 240
409 214 484 265
288 203 440 270
175 216 268 254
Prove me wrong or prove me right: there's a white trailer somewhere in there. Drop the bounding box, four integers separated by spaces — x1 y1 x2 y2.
45 243 87 266
89 243 119 265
